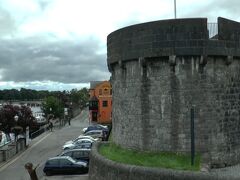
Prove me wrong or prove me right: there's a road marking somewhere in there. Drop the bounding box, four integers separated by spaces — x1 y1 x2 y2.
0 132 52 172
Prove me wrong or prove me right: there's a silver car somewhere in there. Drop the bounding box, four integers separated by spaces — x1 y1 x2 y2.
83 130 103 139
64 135 97 145
62 139 94 150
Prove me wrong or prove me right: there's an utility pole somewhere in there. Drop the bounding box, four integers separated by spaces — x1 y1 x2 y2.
174 0 177 19
190 106 195 166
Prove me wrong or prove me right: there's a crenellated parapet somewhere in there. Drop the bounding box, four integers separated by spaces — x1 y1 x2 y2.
107 17 240 71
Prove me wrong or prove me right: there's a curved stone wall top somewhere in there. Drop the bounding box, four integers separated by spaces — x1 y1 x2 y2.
218 17 240 41
89 142 231 180
107 17 240 66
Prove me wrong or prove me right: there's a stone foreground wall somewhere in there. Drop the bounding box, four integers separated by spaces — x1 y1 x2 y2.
111 56 240 166
89 143 232 180
108 17 240 166
0 139 26 163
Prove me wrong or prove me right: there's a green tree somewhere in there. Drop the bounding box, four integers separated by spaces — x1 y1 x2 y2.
70 89 79 105
68 88 89 108
42 96 64 119
18 105 35 131
78 88 89 108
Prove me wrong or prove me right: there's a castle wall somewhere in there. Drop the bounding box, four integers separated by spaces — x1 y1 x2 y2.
108 17 240 166
112 56 240 165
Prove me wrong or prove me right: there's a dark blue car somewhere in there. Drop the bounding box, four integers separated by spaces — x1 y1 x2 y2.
43 156 88 176
83 124 108 134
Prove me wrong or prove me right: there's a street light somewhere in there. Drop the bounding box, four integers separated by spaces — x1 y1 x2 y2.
49 107 52 114
14 115 19 154
48 107 52 121
14 115 19 126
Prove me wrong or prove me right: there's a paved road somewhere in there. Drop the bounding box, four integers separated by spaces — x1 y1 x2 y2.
0 109 90 180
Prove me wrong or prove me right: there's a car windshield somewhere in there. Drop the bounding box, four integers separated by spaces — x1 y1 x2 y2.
98 125 107 129
72 138 79 143
66 157 76 163
75 143 91 149
76 140 90 145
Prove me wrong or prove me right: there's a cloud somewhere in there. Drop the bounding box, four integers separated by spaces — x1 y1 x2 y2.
0 81 89 91
37 0 53 11
209 0 240 21
0 0 239 91
0 36 110 84
0 7 16 38
179 0 240 22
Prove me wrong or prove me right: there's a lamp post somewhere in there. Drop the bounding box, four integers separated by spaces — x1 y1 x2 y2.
49 107 52 114
49 107 52 122
14 115 19 154
190 106 195 166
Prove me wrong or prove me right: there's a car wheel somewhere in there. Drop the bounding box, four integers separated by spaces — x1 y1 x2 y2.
64 147 70 151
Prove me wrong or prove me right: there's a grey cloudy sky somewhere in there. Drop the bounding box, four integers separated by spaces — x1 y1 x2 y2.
0 0 239 91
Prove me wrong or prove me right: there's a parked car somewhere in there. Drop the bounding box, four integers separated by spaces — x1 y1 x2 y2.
59 149 91 162
64 135 97 145
83 130 103 139
63 139 94 150
78 135 98 141
43 156 88 176
73 143 92 150
82 124 108 134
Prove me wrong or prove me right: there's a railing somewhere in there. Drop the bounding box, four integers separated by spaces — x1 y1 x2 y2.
30 125 48 139
30 120 64 139
0 141 11 149
208 23 218 39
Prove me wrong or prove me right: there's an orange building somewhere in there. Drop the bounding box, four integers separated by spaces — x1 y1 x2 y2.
89 81 112 124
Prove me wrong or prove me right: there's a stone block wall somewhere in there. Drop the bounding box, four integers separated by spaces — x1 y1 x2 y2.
107 17 240 68
218 17 240 41
0 140 26 163
108 17 240 166
111 56 240 166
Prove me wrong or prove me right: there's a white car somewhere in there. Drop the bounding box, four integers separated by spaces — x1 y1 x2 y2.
64 136 97 145
77 135 98 141
62 139 94 150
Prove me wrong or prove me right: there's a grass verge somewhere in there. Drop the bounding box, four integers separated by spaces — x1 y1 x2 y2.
99 143 201 171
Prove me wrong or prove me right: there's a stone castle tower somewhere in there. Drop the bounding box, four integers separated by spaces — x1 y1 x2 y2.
107 17 240 166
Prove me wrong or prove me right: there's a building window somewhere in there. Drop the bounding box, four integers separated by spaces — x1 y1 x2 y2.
103 88 108 95
99 89 102 95
102 101 108 107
